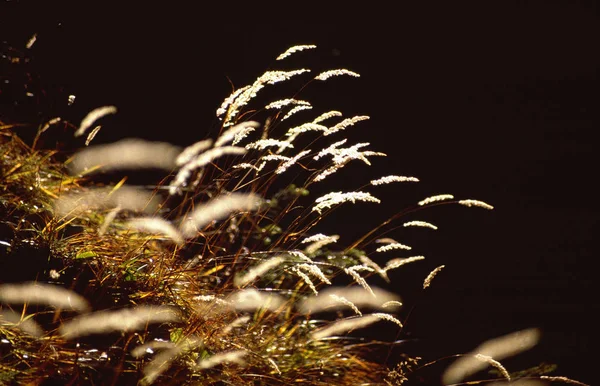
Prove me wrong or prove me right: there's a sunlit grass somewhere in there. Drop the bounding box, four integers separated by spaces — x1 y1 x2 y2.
0 43 586 385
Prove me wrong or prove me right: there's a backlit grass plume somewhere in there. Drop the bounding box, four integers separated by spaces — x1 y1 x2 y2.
0 43 585 385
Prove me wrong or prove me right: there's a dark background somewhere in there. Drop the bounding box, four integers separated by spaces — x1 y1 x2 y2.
1 1 597 383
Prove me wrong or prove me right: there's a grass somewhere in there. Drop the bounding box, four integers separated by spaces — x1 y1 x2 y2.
0 43 587 385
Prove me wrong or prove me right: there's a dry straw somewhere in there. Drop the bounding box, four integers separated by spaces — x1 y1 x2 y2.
175 139 214 166
313 110 343 123
276 45 317 60
442 328 541 384
169 146 247 195
220 315 251 336
311 314 381 340
0 282 90 313
303 234 339 254
54 185 161 218
475 354 510 381
298 286 401 314
0 310 44 338
381 300 403 309
358 254 389 282
234 256 284 287
418 194 454 206
313 191 380 214
324 115 370 136
344 267 376 297
384 256 426 272
0 42 513 385
59 306 181 339
423 265 445 289
98 206 121 235
376 243 412 253
39 117 61 135
196 350 248 369
291 267 319 295
131 340 177 358
141 346 181 385
75 105 117 137
311 312 401 340
329 294 362 316
265 99 310 110
375 237 399 244
70 138 181 174
215 121 261 147
459 199 494 210
486 380 546 386
126 217 185 246
25 33 37 49
225 289 285 313
403 221 438 230
245 139 294 151
314 69 360 81
282 105 313 121
179 193 262 238
370 175 419 185
275 149 311 174
539 376 589 386
141 336 203 385
296 263 331 285
85 125 102 146
222 69 310 126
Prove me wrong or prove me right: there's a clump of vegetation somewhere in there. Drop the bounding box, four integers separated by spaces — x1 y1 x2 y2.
0 43 586 385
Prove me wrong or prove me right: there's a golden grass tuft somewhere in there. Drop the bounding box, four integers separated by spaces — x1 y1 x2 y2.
0 42 580 385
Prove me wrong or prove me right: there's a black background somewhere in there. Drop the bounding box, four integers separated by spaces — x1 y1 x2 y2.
1 1 597 384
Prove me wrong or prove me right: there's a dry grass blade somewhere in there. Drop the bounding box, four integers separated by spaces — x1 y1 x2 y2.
276 45 317 60
303 234 339 254
215 121 260 147
313 191 380 214
175 139 214 166
474 354 510 381
131 340 177 358
297 286 401 314
69 138 181 174
140 346 180 385
329 294 362 316
220 315 251 335
59 305 181 339
540 376 590 386
418 194 454 206
370 175 419 185
225 289 285 313
234 256 284 287
0 282 90 313
485 381 546 386
180 193 262 238
403 220 438 230
458 199 494 210
376 243 412 253
195 349 247 370
442 328 541 384
54 185 161 218
314 69 360 81
0 41 534 385
126 217 185 246
75 105 117 137
85 125 102 146
423 265 445 289
384 256 426 272
169 146 247 195
141 337 203 385
0 310 44 338
311 314 381 340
